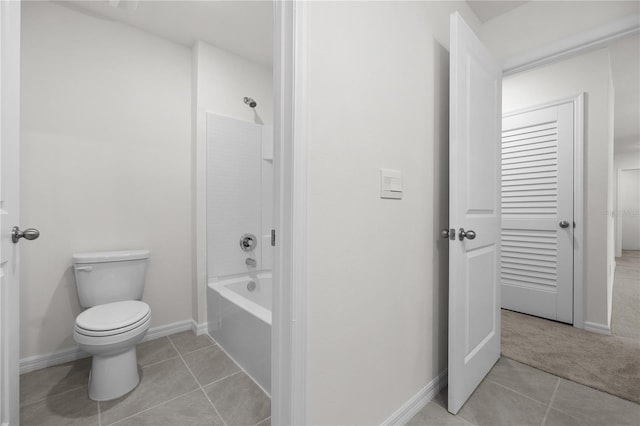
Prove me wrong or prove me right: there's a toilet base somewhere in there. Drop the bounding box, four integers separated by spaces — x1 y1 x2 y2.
88 346 140 401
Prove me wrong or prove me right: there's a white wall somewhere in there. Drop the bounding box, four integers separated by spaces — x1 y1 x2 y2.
481 1 640 64
305 2 480 424
206 114 264 278
615 151 640 256
615 152 640 170
619 170 640 250
21 1 192 358
193 41 273 324
502 49 613 329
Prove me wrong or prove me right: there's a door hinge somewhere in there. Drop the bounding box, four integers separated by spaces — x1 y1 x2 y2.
271 229 276 247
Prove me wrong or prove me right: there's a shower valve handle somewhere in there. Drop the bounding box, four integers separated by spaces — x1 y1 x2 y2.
239 233 257 252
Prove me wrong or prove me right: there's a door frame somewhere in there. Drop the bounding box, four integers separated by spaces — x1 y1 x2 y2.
0 1 21 425
272 1 308 425
502 94 585 329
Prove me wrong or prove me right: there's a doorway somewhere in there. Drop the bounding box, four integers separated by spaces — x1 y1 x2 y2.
500 97 583 324
617 168 640 252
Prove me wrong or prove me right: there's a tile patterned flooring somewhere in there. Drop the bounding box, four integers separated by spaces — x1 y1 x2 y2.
20 331 271 426
408 357 640 426
21 331 640 425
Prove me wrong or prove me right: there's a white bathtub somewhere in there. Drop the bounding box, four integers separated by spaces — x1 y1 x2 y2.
207 273 271 394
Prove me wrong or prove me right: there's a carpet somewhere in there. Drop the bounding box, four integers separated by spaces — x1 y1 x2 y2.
501 309 640 404
612 250 640 340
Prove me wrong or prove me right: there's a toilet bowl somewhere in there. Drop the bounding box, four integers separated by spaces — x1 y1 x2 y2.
72 249 151 401
74 300 151 401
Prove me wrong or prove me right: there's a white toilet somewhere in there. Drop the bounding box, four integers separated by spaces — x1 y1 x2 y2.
72 249 151 401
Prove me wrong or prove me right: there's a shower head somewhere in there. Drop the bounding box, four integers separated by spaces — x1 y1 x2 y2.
244 97 257 108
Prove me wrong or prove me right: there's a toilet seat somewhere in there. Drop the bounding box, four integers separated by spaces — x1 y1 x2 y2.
75 301 150 337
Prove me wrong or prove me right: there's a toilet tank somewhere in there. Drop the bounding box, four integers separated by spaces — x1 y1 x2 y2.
73 250 150 308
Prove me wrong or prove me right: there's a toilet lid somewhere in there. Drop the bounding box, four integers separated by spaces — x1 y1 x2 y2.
76 301 150 333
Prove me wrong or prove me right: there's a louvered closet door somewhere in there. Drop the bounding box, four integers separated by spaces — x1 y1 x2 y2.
501 102 574 323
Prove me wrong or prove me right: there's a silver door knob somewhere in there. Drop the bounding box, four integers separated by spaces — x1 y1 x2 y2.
559 221 570 228
441 228 455 240
12 226 40 243
458 228 476 241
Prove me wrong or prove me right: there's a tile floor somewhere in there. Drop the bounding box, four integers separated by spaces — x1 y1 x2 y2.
20 331 271 426
408 357 640 426
21 331 640 426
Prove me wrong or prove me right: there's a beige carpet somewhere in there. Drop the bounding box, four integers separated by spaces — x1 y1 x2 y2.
502 250 640 403
501 308 640 404
612 250 640 340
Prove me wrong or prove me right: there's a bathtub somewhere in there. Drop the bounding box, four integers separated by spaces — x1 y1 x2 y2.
207 272 271 394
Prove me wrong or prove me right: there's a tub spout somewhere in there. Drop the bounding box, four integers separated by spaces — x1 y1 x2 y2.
245 258 256 267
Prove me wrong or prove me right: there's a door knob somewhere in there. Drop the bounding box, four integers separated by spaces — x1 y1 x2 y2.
458 228 476 241
12 226 40 243
441 229 455 240
559 221 570 228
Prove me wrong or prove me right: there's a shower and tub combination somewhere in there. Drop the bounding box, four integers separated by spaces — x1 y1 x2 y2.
205 98 273 394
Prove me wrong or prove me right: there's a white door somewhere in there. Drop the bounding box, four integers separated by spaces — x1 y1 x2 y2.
501 102 574 323
0 2 22 425
448 12 502 415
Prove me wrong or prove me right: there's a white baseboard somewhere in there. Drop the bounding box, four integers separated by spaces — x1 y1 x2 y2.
20 319 193 375
191 320 208 336
143 319 192 341
381 369 448 426
19 346 89 376
584 321 612 335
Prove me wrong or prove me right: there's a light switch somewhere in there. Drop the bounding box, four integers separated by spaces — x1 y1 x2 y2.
380 169 402 199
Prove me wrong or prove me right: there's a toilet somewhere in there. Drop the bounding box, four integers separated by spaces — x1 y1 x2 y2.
72 249 151 401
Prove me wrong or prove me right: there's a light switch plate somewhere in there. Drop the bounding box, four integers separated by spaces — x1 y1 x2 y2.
380 169 402 199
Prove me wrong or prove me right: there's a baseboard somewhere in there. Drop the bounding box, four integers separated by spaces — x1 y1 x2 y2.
381 369 448 426
191 320 208 336
19 346 89 375
20 319 193 375
143 319 192 341
584 321 612 335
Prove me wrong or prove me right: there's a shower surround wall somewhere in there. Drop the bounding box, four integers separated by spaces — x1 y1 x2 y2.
206 113 274 278
205 113 273 393
192 41 273 327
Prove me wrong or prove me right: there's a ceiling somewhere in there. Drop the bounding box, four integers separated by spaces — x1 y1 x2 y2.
61 1 531 65
55 0 638 153
59 0 273 67
466 0 528 23
467 0 639 153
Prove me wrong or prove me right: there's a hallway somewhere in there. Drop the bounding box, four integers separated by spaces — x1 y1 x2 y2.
498 250 640 406
612 250 640 340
